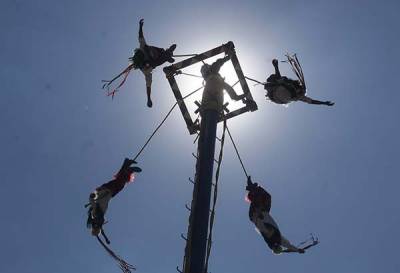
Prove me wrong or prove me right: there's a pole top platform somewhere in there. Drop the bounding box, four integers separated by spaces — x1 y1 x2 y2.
164 41 258 135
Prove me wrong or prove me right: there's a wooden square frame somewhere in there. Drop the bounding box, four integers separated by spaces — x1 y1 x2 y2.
163 41 257 135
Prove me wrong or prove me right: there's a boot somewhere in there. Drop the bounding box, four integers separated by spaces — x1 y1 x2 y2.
166 44 176 63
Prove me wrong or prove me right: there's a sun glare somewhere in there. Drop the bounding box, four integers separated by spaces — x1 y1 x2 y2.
174 52 248 124
166 39 275 137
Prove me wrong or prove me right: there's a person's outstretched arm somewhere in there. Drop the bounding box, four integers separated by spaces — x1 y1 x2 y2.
215 55 230 66
298 95 334 106
138 19 146 48
211 55 230 73
281 236 304 253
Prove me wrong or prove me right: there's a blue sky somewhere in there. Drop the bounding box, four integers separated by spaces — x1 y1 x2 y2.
1 0 399 272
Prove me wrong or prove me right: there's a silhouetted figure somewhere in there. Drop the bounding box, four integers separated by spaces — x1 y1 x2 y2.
200 56 245 110
130 19 177 107
264 58 334 106
246 176 305 254
86 158 142 238
103 19 176 106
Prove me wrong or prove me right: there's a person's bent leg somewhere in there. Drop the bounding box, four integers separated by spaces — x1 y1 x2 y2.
272 59 281 78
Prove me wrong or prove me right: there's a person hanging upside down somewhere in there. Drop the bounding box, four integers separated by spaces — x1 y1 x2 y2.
129 19 177 107
264 56 334 106
246 176 306 254
102 19 176 107
86 158 142 238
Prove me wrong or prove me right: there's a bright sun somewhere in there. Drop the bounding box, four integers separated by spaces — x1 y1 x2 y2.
174 53 246 119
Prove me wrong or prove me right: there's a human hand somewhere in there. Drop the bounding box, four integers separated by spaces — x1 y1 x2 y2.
139 19 144 26
298 249 305 254
247 176 252 184
325 101 334 106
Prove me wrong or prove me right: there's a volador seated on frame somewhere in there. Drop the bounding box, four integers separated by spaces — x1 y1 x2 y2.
200 56 244 111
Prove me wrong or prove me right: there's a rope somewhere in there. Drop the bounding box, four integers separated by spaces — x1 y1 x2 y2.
244 76 264 85
173 54 199 57
284 53 306 89
132 85 204 161
96 235 136 273
132 103 177 161
182 84 205 100
102 64 135 99
226 125 249 178
178 72 204 79
204 119 227 273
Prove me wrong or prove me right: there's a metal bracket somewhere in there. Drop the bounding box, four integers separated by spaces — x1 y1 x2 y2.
194 101 202 114
192 152 219 165
222 102 230 113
